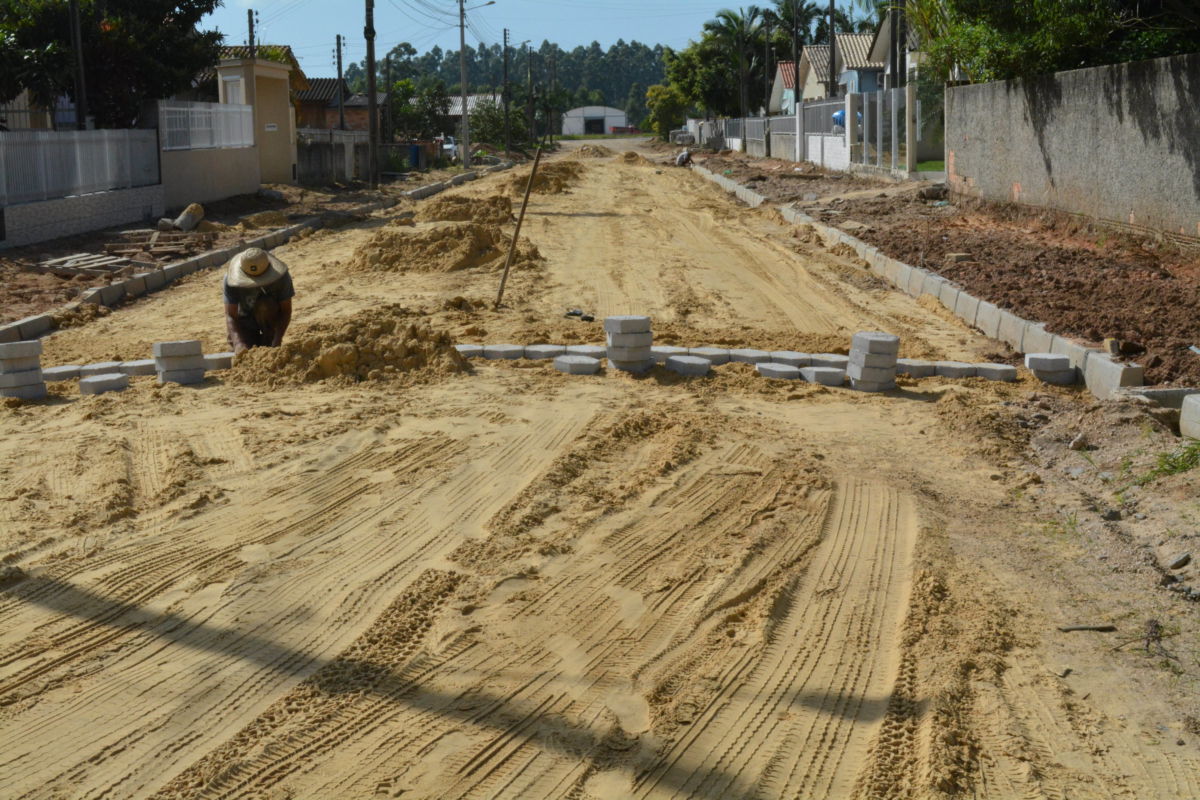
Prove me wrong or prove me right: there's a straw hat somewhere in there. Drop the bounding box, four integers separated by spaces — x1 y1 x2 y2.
226 247 288 289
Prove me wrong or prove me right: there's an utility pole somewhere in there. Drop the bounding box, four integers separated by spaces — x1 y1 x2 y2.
827 0 836 98
68 0 88 129
503 28 511 156
458 0 471 168
336 34 346 130
365 0 378 187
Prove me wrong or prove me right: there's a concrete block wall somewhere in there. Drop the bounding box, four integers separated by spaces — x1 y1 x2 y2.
0 162 514 343
693 163 1158 402
2 185 165 249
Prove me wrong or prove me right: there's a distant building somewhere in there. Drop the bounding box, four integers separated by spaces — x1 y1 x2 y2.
561 106 627 136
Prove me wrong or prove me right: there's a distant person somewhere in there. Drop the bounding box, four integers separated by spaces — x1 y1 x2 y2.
675 147 692 167
223 247 293 354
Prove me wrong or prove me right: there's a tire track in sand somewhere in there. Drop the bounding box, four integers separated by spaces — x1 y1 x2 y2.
634 478 917 799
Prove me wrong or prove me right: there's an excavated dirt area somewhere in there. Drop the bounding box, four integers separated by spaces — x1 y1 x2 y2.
1 138 1197 800
810 190 1200 386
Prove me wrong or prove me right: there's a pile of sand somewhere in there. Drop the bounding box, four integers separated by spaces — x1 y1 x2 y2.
575 144 614 158
416 194 513 225
229 304 468 387
347 221 539 273
508 160 583 194
239 210 290 229
620 152 653 166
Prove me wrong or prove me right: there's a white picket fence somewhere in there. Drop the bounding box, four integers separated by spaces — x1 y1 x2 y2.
159 101 254 151
0 129 159 206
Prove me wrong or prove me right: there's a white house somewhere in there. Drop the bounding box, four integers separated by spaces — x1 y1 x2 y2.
561 105 627 136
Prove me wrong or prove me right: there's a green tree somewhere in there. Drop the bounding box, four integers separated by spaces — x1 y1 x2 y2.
644 83 688 139
0 0 222 128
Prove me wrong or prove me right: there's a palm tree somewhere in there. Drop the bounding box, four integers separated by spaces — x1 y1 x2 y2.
703 6 764 118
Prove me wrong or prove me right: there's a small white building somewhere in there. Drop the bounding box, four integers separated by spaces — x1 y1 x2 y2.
561 105 628 136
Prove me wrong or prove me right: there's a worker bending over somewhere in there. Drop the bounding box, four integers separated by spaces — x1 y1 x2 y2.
223 247 294 354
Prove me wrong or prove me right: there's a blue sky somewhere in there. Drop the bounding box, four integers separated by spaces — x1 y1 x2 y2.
202 0 728 77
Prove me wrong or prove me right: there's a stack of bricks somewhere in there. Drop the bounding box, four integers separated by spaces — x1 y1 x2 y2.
0 341 47 401
847 332 900 392
154 340 207 385
605 316 654 374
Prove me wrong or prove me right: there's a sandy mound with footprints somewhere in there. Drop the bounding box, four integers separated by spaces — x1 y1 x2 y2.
346 221 540 273
415 194 514 225
230 305 467 387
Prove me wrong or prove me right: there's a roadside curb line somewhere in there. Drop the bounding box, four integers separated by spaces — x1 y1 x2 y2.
0 162 515 345
690 164 1190 404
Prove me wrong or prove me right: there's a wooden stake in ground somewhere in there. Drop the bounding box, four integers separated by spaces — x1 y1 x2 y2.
494 146 542 309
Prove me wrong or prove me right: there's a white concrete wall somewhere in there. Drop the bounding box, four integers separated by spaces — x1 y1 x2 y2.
1 185 165 248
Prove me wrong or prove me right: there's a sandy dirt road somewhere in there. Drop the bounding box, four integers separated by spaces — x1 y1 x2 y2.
1 140 1197 799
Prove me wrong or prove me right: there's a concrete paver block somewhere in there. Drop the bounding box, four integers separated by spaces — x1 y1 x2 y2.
553 355 602 375
0 383 48 400
976 363 1018 381
607 332 653 349
847 363 896 383
455 344 484 358
974 301 1002 339
483 344 525 360
851 332 900 355
729 348 771 364
1084 355 1144 397
566 345 606 358
0 369 43 388
81 360 124 377
769 351 810 367
809 354 849 368
651 346 689 364
689 347 730 365
0 340 43 359
936 361 977 378
1025 353 1069 371
43 365 81 381
204 353 235 370
16 314 53 339
667 355 712 376
608 345 652 362
1181 394 1200 439
603 315 652 334
849 350 898 369
801 366 845 386
1033 368 1078 385
851 378 896 392
953 292 981 326
154 354 208 372
120 359 158 376
524 344 567 360
0 356 41 374
80 372 130 395
153 340 203 358
937 281 961 310
896 358 937 378
608 358 654 374
157 368 206 385
1021 324 1055 355
757 362 801 380
997 311 1027 351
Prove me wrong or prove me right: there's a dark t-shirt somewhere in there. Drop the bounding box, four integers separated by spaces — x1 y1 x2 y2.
222 273 295 318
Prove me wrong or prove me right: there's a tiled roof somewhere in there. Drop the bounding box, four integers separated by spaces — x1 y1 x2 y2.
296 77 349 104
837 33 883 70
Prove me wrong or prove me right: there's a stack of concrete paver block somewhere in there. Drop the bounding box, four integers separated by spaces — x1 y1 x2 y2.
1024 353 1076 385
848 332 900 392
0 341 47 400
605 316 654 373
554 355 602 375
154 340 207 385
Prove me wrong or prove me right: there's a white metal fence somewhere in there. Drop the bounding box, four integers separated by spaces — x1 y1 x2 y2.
159 101 254 151
0 129 159 206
